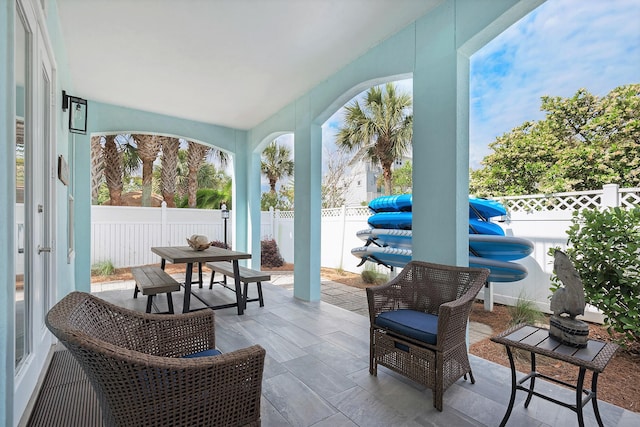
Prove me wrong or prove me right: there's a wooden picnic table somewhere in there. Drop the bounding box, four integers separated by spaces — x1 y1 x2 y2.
151 246 251 314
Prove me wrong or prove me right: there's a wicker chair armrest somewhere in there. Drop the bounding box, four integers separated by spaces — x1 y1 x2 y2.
435 271 487 350
436 298 475 350
366 279 404 323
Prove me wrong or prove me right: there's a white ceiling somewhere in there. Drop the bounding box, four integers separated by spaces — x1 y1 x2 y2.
56 0 440 130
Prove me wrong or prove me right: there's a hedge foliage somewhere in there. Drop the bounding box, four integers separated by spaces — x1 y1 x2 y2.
560 207 640 346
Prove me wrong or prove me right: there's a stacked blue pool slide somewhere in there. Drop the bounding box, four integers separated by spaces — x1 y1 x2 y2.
352 194 532 282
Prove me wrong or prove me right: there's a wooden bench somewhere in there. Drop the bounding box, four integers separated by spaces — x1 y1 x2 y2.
132 266 181 313
206 261 270 309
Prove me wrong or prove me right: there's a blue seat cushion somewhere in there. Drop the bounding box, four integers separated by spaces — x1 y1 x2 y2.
375 310 438 345
182 348 222 358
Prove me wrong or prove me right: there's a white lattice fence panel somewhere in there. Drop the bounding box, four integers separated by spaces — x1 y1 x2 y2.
321 208 343 218
620 188 640 208
347 206 371 216
279 210 294 219
500 190 602 213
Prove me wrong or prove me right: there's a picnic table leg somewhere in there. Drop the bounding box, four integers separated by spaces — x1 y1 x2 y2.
183 262 193 313
232 260 243 315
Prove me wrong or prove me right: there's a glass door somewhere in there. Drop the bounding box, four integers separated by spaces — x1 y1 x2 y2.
14 0 55 423
14 0 28 373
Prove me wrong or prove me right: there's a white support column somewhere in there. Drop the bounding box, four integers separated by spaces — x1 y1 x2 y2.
483 282 494 312
161 201 167 245
339 205 347 269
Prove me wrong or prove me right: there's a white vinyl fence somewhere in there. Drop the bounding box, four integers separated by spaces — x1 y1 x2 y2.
91 184 639 321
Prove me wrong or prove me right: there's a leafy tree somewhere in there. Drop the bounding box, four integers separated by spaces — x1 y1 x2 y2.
260 192 279 211
336 82 413 195
260 183 293 210
278 181 294 210
389 161 412 194
176 188 227 209
471 84 640 196
261 141 294 194
553 207 640 347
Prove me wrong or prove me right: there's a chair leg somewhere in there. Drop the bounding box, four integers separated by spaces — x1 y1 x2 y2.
166 292 174 314
468 369 475 384
370 328 377 376
133 284 139 299
434 354 444 411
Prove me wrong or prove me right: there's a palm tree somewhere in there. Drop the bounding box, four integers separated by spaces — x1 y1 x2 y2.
90 136 104 204
186 141 210 208
159 136 180 207
260 141 294 194
335 82 413 195
133 134 161 207
103 135 123 205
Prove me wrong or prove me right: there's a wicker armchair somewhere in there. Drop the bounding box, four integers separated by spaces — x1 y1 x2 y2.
367 261 489 411
45 291 265 427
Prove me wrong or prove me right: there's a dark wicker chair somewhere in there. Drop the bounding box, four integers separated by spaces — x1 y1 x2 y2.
367 261 489 411
45 291 265 427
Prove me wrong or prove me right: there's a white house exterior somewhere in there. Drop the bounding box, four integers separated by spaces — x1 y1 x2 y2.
343 150 413 206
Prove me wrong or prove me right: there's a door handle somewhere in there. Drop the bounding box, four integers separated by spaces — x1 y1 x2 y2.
18 223 24 254
38 245 52 254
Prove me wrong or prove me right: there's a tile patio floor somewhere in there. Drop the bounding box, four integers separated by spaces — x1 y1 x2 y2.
28 271 640 426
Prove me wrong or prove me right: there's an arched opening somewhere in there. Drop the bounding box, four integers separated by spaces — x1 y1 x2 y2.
319 78 413 278
258 133 294 272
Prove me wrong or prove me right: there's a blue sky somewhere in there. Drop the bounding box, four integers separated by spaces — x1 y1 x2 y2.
318 0 640 172
469 0 640 168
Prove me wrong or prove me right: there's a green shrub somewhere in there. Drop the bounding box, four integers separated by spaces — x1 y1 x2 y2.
261 238 284 268
508 293 545 327
556 207 640 346
91 260 116 276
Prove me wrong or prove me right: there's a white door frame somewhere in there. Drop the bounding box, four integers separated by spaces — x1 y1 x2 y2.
13 0 56 424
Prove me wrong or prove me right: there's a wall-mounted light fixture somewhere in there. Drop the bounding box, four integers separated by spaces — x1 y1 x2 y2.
62 90 88 134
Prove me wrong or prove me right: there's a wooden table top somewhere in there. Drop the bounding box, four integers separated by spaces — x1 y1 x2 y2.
151 246 251 264
491 324 618 373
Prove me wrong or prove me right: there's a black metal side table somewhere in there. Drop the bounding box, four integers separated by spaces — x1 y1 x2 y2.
491 324 618 427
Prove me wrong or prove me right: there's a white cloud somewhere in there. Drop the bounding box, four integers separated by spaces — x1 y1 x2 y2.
469 0 640 169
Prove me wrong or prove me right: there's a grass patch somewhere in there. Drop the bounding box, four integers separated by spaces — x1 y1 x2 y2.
91 260 116 276
508 293 545 326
